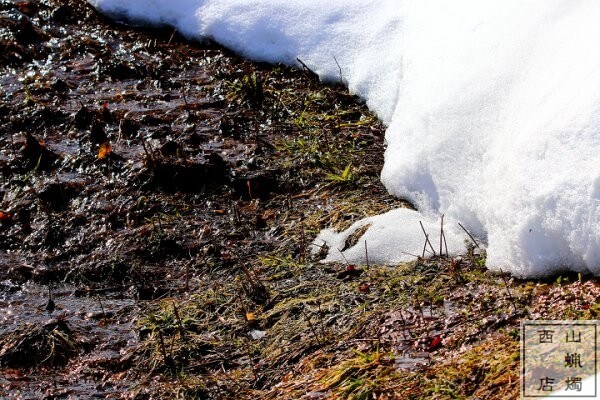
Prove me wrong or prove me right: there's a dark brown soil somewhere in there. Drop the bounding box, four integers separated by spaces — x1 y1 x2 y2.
0 0 392 398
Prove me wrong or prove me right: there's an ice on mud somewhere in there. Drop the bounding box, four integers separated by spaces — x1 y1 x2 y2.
90 0 600 277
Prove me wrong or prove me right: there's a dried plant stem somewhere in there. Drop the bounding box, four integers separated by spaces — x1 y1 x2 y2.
458 222 479 248
172 303 187 341
419 221 436 257
337 248 351 265
302 308 322 345
157 331 175 371
499 268 518 312
440 214 448 257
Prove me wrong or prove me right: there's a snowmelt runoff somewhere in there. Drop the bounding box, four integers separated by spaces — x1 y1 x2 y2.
89 0 600 277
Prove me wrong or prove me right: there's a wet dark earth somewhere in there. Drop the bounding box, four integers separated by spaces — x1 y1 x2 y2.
0 0 391 398
4 2 598 400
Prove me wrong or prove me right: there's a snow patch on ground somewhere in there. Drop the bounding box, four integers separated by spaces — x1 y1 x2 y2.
312 208 469 265
89 0 600 277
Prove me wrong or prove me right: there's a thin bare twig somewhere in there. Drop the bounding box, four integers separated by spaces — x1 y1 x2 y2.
172 303 187 341
296 58 317 78
167 28 177 46
439 214 444 256
333 56 343 83
157 331 175 371
499 268 518 312
302 307 322 345
401 251 421 259
442 221 449 257
337 248 351 265
458 222 479 248
419 221 436 257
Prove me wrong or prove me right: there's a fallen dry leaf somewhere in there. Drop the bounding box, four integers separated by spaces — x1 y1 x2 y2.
0 211 11 221
98 142 112 159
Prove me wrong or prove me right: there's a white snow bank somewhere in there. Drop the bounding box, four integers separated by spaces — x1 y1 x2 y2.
89 0 600 277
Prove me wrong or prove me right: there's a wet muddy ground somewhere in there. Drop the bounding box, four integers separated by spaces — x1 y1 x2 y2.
0 0 392 397
1 1 599 399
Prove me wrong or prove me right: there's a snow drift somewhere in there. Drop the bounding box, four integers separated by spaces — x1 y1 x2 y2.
89 0 600 277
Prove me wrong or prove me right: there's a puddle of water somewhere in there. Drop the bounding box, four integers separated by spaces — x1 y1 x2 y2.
0 280 139 398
